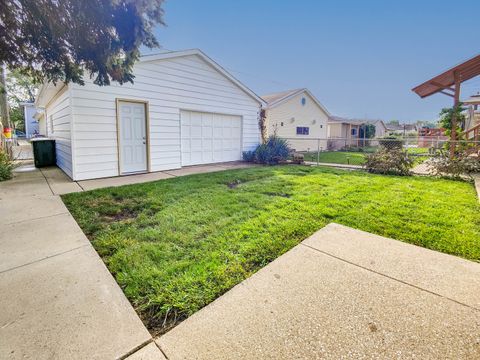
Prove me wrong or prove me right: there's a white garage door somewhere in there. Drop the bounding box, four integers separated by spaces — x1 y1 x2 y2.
181 111 242 166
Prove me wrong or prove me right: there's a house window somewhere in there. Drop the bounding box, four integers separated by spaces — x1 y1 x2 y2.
301 97 306 106
351 128 357 136
296 126 309 135
280 122 284 127
320 125 323 129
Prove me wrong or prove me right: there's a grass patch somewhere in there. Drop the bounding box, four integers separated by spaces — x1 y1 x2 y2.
303 151 366 165
302 149 430 166
62 165 480 334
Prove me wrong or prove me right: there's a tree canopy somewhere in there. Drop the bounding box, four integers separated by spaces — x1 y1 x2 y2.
6 68 37 106
439 104 466 138
0 0 165 86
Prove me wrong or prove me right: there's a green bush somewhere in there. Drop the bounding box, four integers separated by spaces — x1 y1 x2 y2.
242 150 256 162
364 148 413 176
243 136 291 165
0 150 14 181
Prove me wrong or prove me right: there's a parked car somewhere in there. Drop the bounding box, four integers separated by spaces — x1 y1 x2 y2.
13 129 26 138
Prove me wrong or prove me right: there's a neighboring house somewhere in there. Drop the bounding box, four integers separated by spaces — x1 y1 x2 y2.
385 123 418 136
35 49 264 181
19 102 39 138
33 109 47 136
463 93 480 140
327 116 365 150
261 88 329 152
366 119 388 138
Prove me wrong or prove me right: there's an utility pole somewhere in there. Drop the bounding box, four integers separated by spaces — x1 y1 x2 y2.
0 63 10 128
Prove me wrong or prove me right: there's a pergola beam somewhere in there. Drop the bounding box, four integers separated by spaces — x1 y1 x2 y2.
439 90 454 98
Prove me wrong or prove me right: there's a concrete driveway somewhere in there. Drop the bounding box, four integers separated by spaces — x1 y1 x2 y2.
158 223 480 359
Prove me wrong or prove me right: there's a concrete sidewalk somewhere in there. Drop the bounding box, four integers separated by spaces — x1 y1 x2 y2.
0 163 166 359
158 223 480 359
34 162 255 194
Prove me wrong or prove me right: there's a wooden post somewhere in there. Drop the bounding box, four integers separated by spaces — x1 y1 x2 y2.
450 71 461 158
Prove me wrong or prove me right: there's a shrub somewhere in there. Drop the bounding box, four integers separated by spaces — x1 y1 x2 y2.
242 150 255 162
243 135 291 165
0 150 14 181
427 151 480 180
364 148 413 176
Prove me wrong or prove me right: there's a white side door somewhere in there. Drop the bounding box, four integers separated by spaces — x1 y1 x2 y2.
118 101 147 174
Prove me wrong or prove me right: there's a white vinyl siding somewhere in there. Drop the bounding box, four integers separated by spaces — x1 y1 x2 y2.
265 92 328 152
45 87 73 177
69 54 260 181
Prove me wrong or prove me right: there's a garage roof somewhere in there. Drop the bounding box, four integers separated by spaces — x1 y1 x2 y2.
140 49 265 106
412 54 480 98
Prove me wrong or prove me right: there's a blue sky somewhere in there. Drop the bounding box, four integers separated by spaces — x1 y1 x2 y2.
153 0 479 123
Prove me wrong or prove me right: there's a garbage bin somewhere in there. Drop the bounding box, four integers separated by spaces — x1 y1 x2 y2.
31 139 56 168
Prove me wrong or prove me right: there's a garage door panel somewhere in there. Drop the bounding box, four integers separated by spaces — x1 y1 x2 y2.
181 110 241 166
191 126 202 138
191 113 202 126
202 126 213 138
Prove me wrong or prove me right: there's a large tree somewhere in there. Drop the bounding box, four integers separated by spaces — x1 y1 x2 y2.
0 0 165 86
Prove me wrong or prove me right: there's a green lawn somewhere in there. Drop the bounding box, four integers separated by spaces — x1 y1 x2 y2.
302 151 366 165
62 166 480 334
302 148 431 166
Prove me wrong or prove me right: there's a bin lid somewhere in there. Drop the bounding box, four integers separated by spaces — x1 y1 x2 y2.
30 138 55 142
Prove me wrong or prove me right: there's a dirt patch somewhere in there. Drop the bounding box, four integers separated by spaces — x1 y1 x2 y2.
227 179 242 189
104 208 139 222
263 192 291 198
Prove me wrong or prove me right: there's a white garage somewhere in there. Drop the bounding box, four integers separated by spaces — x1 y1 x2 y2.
35 49 264 181
181 111 242 166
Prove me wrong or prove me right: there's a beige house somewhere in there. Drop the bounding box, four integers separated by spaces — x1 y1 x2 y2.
367 119 388 138
327 117 364 150
261 88 329 151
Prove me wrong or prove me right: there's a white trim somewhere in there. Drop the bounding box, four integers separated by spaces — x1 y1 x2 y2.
69 86 77 180
139 49 266 107
263 88 331 116
23 105 29 137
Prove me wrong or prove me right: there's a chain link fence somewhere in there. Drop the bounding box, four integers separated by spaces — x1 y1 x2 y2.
281 136 480 176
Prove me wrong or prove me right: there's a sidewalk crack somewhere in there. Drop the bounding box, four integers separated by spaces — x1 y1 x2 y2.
0 244 90 275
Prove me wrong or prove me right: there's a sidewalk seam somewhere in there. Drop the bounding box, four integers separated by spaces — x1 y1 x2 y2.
154 342 170 360
117 338 154 360
75 180 85 191
2 210 70 226
39 168 55 195
0 244 90 275
160 171 178 178
300 242 480 312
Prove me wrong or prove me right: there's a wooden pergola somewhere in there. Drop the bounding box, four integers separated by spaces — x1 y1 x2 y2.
412 54 480 155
